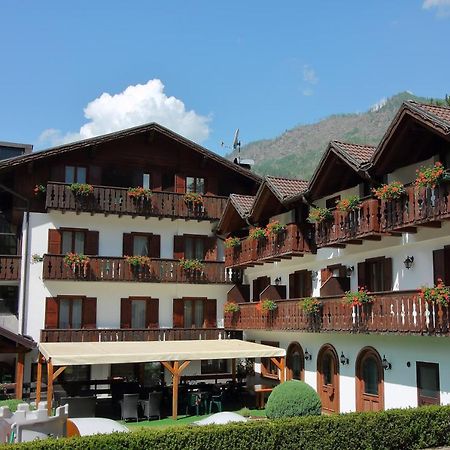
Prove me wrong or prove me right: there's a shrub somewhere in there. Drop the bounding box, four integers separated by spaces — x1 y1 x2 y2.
224 237 241 248
124 255 151 267
178 258 204 272
307 207 333 223
68 183 94 196
298 297 321 314
183 192 203 205
265 380 321 419
343 287 374 307
12 405 450 450
336 195 361 212
420 278 450 306
415 161 449 189
265 221 286 236
372 181 404 200
0 399 31 413
224 302 240 313
249 227 266 240
256 299 277 312
127 187 152 200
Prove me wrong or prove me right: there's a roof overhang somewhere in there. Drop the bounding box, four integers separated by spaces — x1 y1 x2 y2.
38 339 285 366
0 327 36 352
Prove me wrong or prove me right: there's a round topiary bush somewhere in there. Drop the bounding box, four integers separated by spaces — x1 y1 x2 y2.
265 380 321 419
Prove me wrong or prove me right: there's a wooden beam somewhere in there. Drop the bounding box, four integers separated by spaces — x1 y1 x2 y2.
36 353 42 407
171 361 180 420
162 361 176 375
345 240 363 245
362 235 382 241
15 353 24 400
47 358 54 416
270 356 286 383
420 221 442 228
52 366 67 382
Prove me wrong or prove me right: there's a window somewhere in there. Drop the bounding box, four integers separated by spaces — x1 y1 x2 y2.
289 270 312 299
133 235 149 256
417 362 440 406
184 299 204 328
362 356 379 395
61 230 85 254
358 257 392 292
186 177 205 194
185 236 205 260
143 173 151 190
173 298 216 329
131 299 146 328
65 166 87 184
201 359 227 374
0 286 18 316
59 297 82 329
123 233 160 258
261 341 279 379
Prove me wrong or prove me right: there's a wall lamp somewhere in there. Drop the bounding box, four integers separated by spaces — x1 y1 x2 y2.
382 355 392 370
304 349 312 361
346 266 355 276
340 352 349 366
275 276 282 286
403 256 414 270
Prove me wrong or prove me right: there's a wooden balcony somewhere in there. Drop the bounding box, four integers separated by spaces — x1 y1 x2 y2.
225 290 450 336
225 224 313 268
381 182 450 232
0 255 21 281
43 255 235 284
45 182 228 221
40 328 243 343
315 198 382 248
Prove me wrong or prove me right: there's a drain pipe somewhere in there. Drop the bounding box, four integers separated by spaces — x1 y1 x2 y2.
0 184 30 336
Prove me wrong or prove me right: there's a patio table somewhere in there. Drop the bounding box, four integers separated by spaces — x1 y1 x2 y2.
253 384 273 409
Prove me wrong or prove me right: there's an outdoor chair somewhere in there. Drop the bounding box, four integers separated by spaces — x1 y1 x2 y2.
120 394 139 421
209 391 223 413
60 396 96 418
185 392 201 416
141 391 162 420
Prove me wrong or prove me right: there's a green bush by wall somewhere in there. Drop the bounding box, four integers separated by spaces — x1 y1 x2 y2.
12 405 450 450
265 380 321 418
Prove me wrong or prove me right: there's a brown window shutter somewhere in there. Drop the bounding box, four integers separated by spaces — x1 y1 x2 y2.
433 249 446 285
252 279 259 301
45 297 59 329
88 165 102 185
206 177 218 195
205 299 217 327
204 237 218 261
173 299 184 328
149 235 161 258
383 257 393 291
50 165 65 182
152 172 162 191
321 268 332 287
175 174 186 193
122 233 133 256
357 262 367 289
173 235 185 260
305 270 313 297
289 273 296 299
146 298 159 328
82 297 97 329
48 229 62 254
120 298 131 328
85 231 99 255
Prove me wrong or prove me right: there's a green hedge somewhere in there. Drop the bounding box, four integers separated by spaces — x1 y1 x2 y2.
13 405 450 450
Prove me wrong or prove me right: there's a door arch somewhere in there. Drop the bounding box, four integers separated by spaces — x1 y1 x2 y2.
286 342 304 381
317 344 339 413
356 346 384 412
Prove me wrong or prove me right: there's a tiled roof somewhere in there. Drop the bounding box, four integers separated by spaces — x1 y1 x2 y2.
229 194 255 217
332 141 376 166
409 101 450 128
266 176 309 200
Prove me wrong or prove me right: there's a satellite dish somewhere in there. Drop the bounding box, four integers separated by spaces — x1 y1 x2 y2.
232 128 240 151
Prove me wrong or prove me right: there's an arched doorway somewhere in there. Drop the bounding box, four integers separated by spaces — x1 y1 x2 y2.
286 342 304 381
317 344 339 413
356 347 384 412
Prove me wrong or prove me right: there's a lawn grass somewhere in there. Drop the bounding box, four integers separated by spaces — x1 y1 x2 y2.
123 408 266 430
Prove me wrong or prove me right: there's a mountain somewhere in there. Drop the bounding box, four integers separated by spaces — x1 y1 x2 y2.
228 92 436 179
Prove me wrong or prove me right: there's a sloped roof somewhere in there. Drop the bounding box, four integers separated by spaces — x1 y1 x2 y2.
0 122 261 182
332 141 376 166
407 101 450 130
265 176 309 201
0 327 36 350
229 194 255 218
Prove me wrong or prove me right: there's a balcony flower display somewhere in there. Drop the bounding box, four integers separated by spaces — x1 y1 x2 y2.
415 161 450 189
124 255 151 267
307 207 333 224
127 187 152 200
255 299 278 313
69 183 94 196
336 195 361 212
249 227 266 241
33 184 46 196
224 237 241 249
64 253 90 276
179 258 204 273
298 297 322 315
372 181 404 200
420 279 450 306
183 192 204 206
343 287 374 307
224 302 240 313
265 221 286 236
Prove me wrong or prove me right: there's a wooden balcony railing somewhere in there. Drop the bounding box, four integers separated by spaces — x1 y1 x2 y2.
315 198 382 248
225 290 450 335
225 224 313 268
0 255 21 281
45 182 228 221
43 255 235 284
40 328 243 343
381 182 450 232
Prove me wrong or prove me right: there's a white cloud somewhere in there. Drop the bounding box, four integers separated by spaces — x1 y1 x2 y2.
423 0 450 17
370 97 387 112
39 79 211 146
303 65 318 85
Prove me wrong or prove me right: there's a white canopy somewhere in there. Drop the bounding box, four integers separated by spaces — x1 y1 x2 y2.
38 339 286 366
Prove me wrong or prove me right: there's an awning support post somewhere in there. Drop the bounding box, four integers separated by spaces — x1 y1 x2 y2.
36 353 42 407
231 358 237 383
15 352 24 400
162 360 191 420
47 358 53 416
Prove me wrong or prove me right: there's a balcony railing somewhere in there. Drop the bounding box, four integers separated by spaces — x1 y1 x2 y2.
45 182 228 221
381 182 450 232
43 255 235 284
225 224 313 268
224 290 450 335
315 198 382 248
0 255 21 281
40 327 243 343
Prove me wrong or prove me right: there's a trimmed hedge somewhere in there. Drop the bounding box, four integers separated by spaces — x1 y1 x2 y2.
12 405 450 450
0 399 30 413
265 380 321 418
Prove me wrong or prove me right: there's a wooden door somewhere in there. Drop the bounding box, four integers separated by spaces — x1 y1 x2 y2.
317 345 339 413
417 362 440 406
356 347 384 412
286 342 304 381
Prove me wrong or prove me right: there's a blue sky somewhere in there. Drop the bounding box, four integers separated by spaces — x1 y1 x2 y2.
0 0 449 155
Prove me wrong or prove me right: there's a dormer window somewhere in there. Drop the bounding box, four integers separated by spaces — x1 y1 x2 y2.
186 177 205 194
